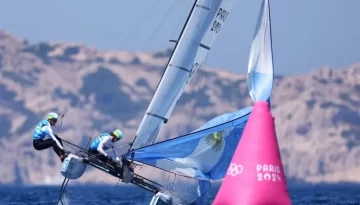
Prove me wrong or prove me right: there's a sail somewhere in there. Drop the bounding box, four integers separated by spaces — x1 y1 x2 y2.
247 0 274 103
130 0 237 150
126 0 274 181
124 106 252 181
123 0 274 203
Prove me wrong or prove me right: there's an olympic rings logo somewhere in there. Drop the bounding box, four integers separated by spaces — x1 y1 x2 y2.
227 163 243 176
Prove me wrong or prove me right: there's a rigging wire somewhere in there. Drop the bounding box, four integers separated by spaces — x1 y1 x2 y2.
54 1 165 136
100 0 180 116
89 0 175 111
118 0 164 44
50 0 179 154
170 0 194 40
55 0 180 146
55 0 164 116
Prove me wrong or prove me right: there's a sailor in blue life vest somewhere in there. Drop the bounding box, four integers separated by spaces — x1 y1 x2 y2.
88 129 123 168
32 112 67 161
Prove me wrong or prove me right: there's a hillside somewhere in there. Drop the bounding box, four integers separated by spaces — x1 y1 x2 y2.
0 30 359 185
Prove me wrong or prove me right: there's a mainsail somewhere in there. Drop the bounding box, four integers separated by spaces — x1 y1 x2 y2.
126 0 274 181
130 0 237 150
124 0 274 203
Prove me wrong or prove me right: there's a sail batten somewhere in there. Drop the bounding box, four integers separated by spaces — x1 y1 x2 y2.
130 0 237 150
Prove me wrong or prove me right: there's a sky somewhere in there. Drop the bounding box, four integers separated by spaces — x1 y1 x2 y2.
0 0 359 75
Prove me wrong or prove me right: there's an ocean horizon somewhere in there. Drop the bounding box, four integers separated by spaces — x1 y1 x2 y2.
1 182 360 205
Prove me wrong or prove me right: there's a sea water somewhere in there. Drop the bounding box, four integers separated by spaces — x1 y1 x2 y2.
0 183 359 205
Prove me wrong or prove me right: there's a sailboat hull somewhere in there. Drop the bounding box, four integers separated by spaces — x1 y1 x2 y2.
61 154 87 179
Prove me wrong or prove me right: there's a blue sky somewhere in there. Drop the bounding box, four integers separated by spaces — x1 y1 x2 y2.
0 0 359 75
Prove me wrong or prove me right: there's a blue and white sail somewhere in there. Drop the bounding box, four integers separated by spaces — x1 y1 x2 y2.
125 107 252 181
125 0 274 183
130 0 237 150
247 0 274 103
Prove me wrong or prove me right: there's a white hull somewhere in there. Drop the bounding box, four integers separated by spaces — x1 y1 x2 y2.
61 154 87 179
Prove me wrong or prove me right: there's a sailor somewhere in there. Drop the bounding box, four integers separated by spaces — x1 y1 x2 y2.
32 112 67 161
88 129 123 167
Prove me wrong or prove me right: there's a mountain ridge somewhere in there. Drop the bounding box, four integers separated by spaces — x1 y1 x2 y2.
0 30 359 185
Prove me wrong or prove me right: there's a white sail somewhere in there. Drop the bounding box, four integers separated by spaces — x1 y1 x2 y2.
247 0 274 102
130 0 237 150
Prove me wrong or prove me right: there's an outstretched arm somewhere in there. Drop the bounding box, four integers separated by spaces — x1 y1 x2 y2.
97 136 110 157
43 126 64 150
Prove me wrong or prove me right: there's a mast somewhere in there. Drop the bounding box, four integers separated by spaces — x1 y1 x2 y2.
155 0 198 91
129 0 198 150
131 0 237 150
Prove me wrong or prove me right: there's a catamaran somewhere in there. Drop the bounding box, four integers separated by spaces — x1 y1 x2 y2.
57 0 274 204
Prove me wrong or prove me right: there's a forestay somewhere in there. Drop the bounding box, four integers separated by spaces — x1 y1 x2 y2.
247 0 274 103
130 0 237 150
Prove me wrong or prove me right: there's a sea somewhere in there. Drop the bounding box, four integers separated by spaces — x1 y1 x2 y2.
0 183 359 205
